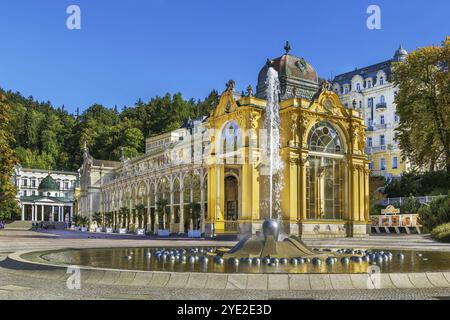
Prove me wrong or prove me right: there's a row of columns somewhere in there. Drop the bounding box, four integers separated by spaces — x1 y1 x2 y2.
21 204 73 223
102 186 207 233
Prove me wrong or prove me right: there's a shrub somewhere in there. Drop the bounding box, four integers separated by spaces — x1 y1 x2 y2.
400 195 422 214
384 171 450 197
418 196 450 232
431 223 450 243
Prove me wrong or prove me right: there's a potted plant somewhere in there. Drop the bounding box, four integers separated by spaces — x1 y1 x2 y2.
105 212 114 233
79 216 89 232
188 202 202 238
92 212 103 233
135 204 146 236
118 207 128 234
156 198 170 236
72 214 81 231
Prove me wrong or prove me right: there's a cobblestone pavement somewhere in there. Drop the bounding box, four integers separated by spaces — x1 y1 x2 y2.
1 230 449 253
1 230 450 300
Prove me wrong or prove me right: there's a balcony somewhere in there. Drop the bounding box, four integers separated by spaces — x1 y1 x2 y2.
376 102 387 110
365 146 387 154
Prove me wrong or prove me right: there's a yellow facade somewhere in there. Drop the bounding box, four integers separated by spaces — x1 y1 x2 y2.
369 150 407 178
205 86 371 238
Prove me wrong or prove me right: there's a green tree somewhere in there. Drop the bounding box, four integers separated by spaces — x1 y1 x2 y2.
392 37 450 172
0 95 20 221
92 212 103 228
156 198 169 229
135 204 146 229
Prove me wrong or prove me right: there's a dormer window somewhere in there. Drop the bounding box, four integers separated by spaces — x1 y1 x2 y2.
356 83 361 92
379 77 384 85
367 80 372 88
343 85 350 94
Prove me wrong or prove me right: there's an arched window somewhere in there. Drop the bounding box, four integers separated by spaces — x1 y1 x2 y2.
308 122 344 154
307 122 345 221
221 121 241 164
221 121 241 153
379 77 384 85
380 95 385 103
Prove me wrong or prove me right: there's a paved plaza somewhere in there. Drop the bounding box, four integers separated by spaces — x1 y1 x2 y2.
1 230 450 300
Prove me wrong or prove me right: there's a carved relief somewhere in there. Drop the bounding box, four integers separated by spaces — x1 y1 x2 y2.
357 126 366 151
290 113 299 146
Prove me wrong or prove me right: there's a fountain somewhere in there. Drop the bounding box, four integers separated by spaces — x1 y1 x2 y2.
264 66 284 222
222 67 325 260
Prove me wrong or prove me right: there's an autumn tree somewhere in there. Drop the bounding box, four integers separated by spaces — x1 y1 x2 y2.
0 94 20 220
392 37 450 172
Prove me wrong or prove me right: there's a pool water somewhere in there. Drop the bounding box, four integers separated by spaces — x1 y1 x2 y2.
36 247 450 274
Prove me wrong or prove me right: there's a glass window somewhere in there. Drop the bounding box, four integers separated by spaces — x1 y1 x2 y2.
368 137 373 147
369 162 374 170
308 122 343 154
380 158 386 170
392 157 398 169
380 95 385 103
221 121 241 164
380 115 385 125
31 180 36 187
306 122 345 221
356 83 361 91
22 179 28 187
380 135 385 146
379 77 384 85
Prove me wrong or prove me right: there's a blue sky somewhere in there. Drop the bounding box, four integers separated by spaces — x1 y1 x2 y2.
0 0 448 113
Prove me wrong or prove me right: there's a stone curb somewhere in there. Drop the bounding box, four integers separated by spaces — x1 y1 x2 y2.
4 250 450 291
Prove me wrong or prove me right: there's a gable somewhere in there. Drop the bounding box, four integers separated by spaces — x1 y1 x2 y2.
211 91 239 118
309 90 350 118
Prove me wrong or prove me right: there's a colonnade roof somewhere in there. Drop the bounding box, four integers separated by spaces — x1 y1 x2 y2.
20 195 73 204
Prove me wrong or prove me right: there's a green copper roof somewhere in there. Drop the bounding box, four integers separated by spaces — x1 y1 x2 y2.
38 175 58 192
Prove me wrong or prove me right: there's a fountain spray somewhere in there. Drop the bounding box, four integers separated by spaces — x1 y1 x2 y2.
264 67 284 221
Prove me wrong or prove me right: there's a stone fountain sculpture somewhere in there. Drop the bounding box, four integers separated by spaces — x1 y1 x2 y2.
223 219 322 259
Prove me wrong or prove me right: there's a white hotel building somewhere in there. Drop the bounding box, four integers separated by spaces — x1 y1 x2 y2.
333 46 410 178
12 165 79 224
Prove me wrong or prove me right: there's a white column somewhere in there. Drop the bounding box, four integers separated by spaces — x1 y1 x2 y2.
179 186 184 234
201 187 205 233
41 205 44 221
70 206 73 224
21 205 25 221
51 206 55 223
170 185 174 228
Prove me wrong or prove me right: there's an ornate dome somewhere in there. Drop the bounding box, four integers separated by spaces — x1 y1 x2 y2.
393 45 408 61
256 41 320 100
38 174 58 193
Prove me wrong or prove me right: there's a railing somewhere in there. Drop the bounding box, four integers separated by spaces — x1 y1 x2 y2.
366 146 387 154
376 196 444 206
376 102 387 110
224 221 239 233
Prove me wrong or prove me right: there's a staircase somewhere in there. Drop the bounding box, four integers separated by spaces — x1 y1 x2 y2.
4 221 33 231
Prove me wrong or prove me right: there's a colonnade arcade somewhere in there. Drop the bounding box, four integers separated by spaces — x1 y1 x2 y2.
20 201 73 224
101 168 208 233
